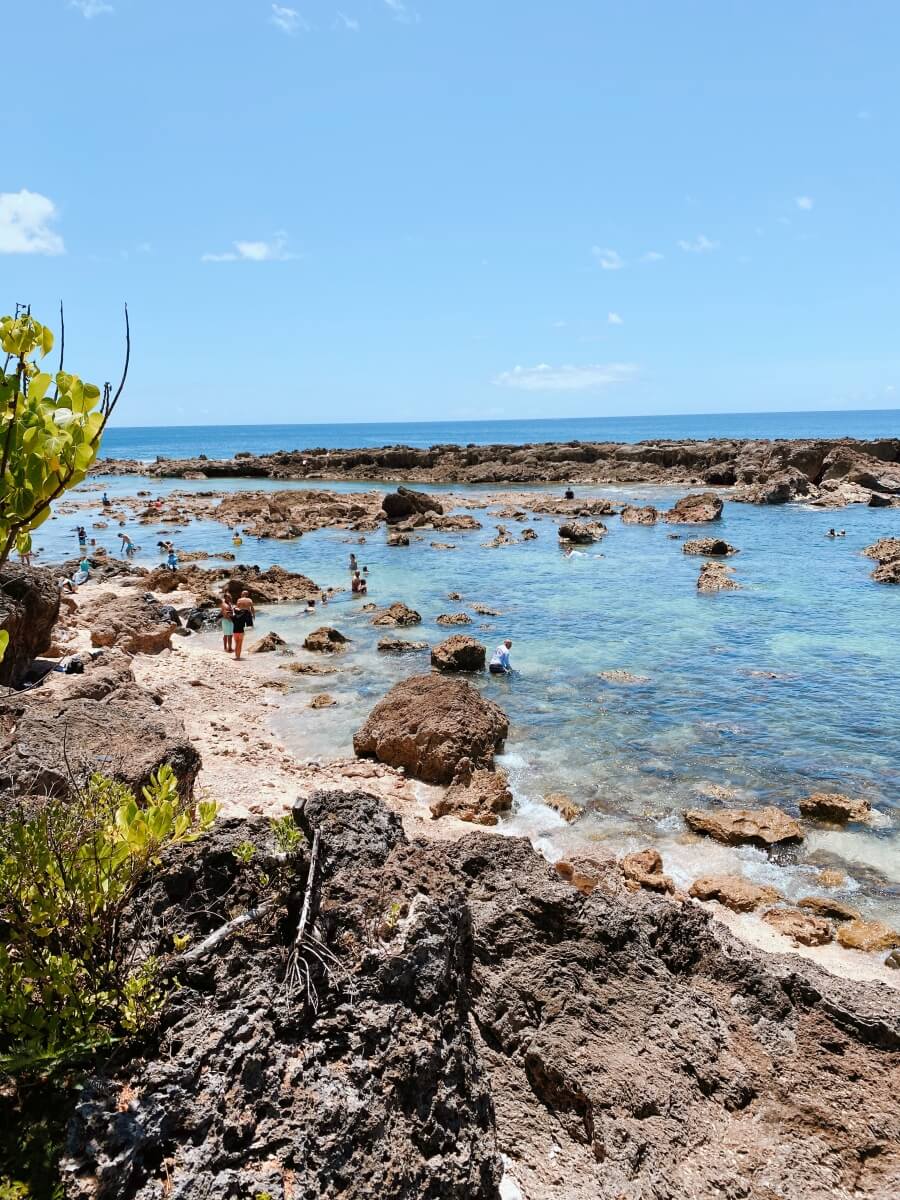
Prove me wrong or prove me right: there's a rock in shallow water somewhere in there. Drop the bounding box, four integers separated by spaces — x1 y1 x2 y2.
799 791 871 822
684 806 803 846
303 626 349 653
664 492 724 523
689 874 781 912
371 601 422 627
431 634 486 673
836 919 900 952
430 768 513 826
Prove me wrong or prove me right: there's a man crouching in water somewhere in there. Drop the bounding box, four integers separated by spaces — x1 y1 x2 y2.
489 639 513 675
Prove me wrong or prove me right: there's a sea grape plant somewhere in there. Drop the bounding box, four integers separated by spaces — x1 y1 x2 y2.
0 305 129 575
0 765 216 1073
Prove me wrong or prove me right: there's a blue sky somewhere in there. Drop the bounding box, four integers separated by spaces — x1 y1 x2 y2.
3 1 899 427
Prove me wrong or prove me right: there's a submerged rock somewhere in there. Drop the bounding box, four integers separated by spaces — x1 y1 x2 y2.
664 492 724 523
431 634 486 673
377 638 428 655
684 806 804 847
799 792 871 822
598 669 650 685
689 874 782 912
303 626 349 653
0 565 60 688
353 673 509 784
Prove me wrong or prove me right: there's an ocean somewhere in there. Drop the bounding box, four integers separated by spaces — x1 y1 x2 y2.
99 409 900 461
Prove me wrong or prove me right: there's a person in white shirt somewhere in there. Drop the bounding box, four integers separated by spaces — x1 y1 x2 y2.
489 639 513 674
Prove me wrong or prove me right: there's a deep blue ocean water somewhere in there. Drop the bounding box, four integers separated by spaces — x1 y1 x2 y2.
100 410 900 461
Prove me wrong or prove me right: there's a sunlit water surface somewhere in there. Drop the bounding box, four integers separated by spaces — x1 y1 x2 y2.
38 476 900 926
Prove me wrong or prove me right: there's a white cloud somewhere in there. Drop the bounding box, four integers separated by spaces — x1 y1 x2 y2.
591 246 624 270
270 4 308 34
795 195 814 211
607 312 623 325
384 0 418 22
0 190 65 255
640 250 663 262
493 362 637 392
677 234 719 253
335 11 360 31
202 233 297 262
70 0 113 17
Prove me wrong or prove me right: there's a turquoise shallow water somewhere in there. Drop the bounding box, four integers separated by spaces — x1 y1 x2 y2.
37 475 900 925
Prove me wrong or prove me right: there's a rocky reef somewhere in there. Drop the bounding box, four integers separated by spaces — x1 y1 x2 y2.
95 436 900 506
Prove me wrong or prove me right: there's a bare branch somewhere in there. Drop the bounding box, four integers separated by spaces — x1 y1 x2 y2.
178 900 275 965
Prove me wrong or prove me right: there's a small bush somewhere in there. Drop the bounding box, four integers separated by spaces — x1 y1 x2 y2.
0 765 216 1073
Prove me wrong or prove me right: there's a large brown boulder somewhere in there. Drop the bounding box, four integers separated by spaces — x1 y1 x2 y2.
431 635 486 673
0 685 201 803
353 674 508 784
0 565 60 687
664 492 724 523
684 806 803 846
85 592 178 656
836 919 900 952
689 874 781 912
381 485 443 524
621 849 673 894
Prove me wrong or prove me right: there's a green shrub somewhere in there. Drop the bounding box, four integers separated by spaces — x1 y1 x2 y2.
0 766 216 1073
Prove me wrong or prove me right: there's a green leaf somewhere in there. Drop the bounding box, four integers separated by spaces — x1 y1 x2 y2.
0 630 8 663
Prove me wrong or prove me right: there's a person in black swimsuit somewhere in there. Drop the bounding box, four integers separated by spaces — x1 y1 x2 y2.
231 606 252 659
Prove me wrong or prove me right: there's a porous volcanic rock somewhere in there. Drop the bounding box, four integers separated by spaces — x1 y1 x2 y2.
84 591 178 655
734 468 812 505
620 848 673 894
597 669 651 684
431 635 486 673
436 612 473 626
0 565 60 687
371 602 422 627
377 638 428 655
309 693 336 709
554 853 618 895
382 485 443 524
762 907 833 946
689 874 782 912
0 685 200 804
799 792 871 822
685 807 803 847
697 561 740 592
682 537 738 556
664 492 724 523
544 793 580 822
353 674 508 784
145 564 320 603
60 790 900 1200
249 631 288 654
303 626 349 653
619 504 658 525
836 919 900 953
387 531 410 547
558 520 607 543
430 768 513 826
863 537 900 584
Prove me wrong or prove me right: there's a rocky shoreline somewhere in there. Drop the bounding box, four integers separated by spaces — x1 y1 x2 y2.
96 436 900 507
3 474 900 1197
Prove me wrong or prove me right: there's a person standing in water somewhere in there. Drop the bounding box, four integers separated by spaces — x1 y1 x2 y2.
489 639 513 674
349 552 358 574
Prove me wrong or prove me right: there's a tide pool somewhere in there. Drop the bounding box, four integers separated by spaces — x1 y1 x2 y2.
35 474 900 926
